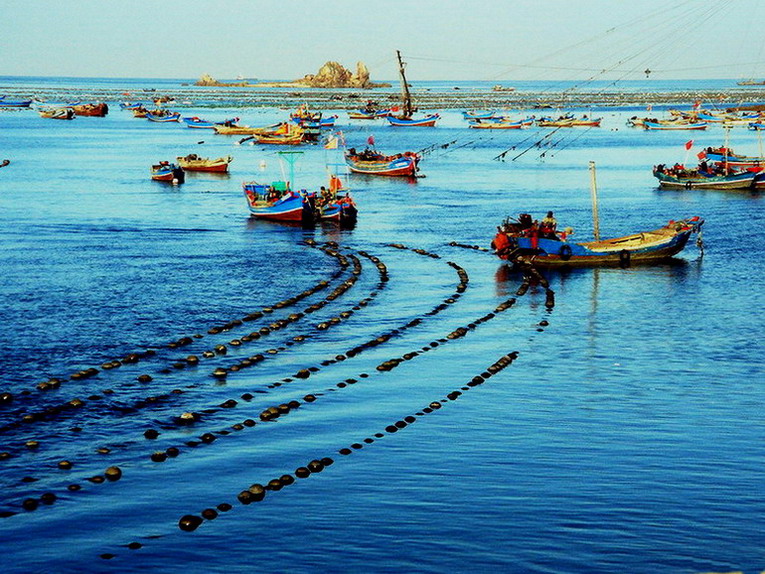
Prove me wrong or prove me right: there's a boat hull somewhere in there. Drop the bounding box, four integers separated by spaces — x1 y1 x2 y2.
494 219 703 268
344 155 418 176
243 187 314 224
653 169 755 189
386 114 439 127
644 121 707 130
0 99 33 107
177 156 232 172
146 112 181 122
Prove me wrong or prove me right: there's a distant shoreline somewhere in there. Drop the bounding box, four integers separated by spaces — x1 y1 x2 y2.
2 79 764 110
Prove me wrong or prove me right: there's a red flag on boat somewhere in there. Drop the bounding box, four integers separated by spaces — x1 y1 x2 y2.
685 140 693 150
697 150 707 160
693 100 702 110
391 105 400 112
367 135 375 146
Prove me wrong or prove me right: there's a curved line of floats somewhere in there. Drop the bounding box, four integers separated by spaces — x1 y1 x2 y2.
0 240 556 566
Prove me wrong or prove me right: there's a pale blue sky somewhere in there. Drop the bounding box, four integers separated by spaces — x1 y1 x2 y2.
2 0 762 81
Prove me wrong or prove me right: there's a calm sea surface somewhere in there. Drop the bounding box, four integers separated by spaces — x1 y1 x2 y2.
1 78 764 574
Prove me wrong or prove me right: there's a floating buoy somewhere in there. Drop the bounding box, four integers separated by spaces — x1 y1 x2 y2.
151 452 167 463
127 542 142 550
295 467 310 478
178 514 203 532
104 466 122 481
58 460 73 470
40 492 57 505
144 429 160 439
201 508 218 520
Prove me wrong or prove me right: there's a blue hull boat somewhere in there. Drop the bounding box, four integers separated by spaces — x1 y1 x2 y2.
386 113 440 127
493 217 704 268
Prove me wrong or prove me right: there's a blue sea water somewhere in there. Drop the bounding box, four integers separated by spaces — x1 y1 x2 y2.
0 77 764 573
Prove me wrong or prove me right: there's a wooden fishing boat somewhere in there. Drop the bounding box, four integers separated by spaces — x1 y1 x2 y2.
349 110 377 120
214 122 282 135
151 162 185 183
0 97 33 108
253 131 304 145
652 164 757 189
176 154 233 172
344 149 420 176
644 120 707 130
39 107 75 120
242 181 315 224
316 175 357 226
72 102 108 117
537 115 600 127
119 102 143 110
146 110 181 122
492 216 704 268
469 118 525 129
492 162 704 268
182 116 214 128
385 51 439 127
387 114 439 127
701 147 765 167
463 110 498 120
132 106 150 118
349 108 390 120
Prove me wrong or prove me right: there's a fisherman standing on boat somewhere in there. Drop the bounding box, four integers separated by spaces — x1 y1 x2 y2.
541 211 557 238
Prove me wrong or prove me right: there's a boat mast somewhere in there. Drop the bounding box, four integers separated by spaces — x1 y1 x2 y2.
396 50 413 118
589 161 601 241
278 150 303 189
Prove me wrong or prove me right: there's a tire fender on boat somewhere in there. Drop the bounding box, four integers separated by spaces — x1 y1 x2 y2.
558 244 572 261
619 249 631 267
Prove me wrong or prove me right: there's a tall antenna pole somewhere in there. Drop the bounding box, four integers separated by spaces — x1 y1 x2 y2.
589 161 601 241
396 50 412 118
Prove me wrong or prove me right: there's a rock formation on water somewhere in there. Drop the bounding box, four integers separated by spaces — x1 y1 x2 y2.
194 74 252 87
257 62 390 89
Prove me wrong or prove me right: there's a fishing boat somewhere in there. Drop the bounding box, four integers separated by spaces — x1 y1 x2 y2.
316 175 358 226
385 51 439 127
182 116 240 129
643 120 707 130
132 106 150 118
0 97 33 108
652 164 757 189
119 102 144 110
348 105 390 120
700 146 765 167
39 107 75 120
492 216 704 267
492 162 704 267
469 118 525 129
537 115 601 127
146 110 181 122
151 162 185 183
344 148 420 176
176 154 233 173
214 122 282 136
253 130 304 145
71 102 108 116
242 181 316 224
463 110 498 120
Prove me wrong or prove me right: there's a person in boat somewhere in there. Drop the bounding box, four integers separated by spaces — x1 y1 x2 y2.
559 227 574 241
540 211 557 238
